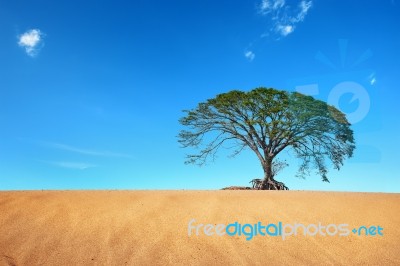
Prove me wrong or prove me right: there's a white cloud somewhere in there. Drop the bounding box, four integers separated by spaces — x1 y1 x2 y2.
244 50 255 61
276 24 294 36
259 0 285 14
42 141 133 158
273 0 285 10
258 0 313 37
369 73 377 85
18 29 44 57
45 161 96 170
296 0 312 22
259 0 272 13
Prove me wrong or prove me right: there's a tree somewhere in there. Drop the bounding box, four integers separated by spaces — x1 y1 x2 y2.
178 87 355 190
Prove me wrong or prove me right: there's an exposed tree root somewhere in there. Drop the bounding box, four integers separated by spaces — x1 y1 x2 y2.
250 178 289 190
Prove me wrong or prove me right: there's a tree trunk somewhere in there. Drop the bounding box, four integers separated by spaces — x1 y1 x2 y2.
260 158 272 189
260 158 288 190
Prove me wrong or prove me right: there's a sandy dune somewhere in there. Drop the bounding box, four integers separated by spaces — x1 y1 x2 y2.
0 190 399 265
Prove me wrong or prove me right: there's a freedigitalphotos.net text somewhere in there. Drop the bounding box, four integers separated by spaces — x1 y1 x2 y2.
188 219 383 241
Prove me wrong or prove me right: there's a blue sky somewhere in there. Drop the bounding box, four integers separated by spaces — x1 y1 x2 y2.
0 0 399 192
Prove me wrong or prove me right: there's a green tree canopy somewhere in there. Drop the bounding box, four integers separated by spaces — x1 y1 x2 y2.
178 87 355 190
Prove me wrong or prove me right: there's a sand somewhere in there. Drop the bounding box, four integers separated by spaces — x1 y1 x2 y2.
0 190 399 265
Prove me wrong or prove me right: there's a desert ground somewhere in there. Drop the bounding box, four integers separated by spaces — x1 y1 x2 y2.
0 190 399 265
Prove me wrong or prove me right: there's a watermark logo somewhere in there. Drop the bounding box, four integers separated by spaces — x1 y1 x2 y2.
188 219 383 241
291 39 378 125
288 39 382 163
328 81 370 124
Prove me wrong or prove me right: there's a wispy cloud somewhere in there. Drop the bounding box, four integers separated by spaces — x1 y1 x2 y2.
368 73 377 85
257 0 313 38
18 29 44 57
43 161 96 170
259 0 285 15
42 142 133 159
276 25 294 36
297 0 312 21
244 50 255 61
